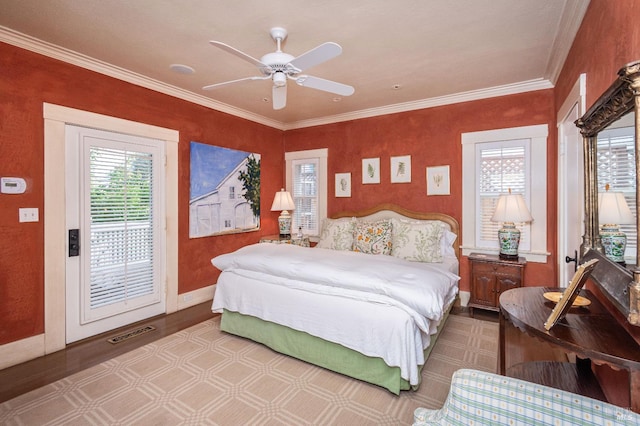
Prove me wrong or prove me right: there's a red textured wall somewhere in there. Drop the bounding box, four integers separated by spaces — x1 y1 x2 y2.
284 90 557 292
555 0 640 109
3 0 639 354
0 42 283 345
555 0 640 407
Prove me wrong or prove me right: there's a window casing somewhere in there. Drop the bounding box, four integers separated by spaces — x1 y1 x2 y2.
285 148 328 238
462 125 549 262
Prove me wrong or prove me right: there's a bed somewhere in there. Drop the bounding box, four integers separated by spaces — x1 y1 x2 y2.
211 204 460 394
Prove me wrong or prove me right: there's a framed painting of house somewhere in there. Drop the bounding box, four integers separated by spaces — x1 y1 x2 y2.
189 142 261 238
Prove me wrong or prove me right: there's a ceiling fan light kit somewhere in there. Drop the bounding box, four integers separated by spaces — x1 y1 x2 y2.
203 27 354 110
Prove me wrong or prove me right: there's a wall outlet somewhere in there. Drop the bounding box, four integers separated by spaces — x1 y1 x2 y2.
183 294 193 302
19 208 39 223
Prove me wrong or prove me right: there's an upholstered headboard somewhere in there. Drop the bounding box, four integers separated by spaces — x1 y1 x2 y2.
331 203 460 260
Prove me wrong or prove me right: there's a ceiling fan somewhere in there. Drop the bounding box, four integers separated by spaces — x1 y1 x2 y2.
203 27 355 110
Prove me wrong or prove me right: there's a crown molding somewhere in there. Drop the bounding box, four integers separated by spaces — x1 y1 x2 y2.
544 0 590 84
284 78 554 130
2 25 554 132
0 26 286 130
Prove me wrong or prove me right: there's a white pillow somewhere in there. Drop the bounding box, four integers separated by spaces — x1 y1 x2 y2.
441 229 457 257
316 217 356 251
390 218 444 262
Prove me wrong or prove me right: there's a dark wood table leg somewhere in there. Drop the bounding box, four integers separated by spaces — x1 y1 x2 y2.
631 370 640 414
499 308 506 375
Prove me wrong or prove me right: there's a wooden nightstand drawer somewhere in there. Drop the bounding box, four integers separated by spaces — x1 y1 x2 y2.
472 262 522 277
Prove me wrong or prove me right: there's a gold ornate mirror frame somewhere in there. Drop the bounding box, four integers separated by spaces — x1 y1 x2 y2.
575 60 640 326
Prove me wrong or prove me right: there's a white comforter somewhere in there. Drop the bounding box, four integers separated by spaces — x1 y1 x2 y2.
211 243 460 385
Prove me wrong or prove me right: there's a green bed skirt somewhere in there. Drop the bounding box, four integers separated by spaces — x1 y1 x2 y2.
219 306 452 394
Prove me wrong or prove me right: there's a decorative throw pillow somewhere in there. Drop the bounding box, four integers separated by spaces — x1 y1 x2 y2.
352 220 393 255
391 219 444 262
316 217 356 251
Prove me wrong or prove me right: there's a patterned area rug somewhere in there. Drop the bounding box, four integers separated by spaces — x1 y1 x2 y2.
0 315 497 425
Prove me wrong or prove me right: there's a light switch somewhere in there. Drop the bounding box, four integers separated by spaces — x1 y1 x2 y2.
19 208 39 223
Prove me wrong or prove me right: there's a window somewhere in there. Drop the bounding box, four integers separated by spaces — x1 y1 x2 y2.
88 144 158 312
462 125 548 262
285 148 328 237
477 141 531 250
292 159 319 234
597 126 637 262
229 186 235 199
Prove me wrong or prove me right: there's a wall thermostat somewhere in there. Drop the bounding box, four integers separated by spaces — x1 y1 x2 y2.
1 177 27 194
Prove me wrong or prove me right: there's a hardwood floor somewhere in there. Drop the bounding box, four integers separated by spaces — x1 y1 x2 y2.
0 303 565 404
0 302 216 403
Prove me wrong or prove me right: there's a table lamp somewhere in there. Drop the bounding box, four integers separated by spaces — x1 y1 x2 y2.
271 188 295 238
598 184 634 264
491 189 533 260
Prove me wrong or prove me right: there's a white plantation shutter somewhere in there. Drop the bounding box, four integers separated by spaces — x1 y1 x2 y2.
597 127 637 260
83 144 159 322
291 158 319 235
477 140 531 250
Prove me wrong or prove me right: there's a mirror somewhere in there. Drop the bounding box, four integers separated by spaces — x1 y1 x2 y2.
597 112 636 266
575 60 640 325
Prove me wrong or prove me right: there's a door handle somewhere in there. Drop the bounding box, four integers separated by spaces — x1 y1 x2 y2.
565 249 577 272
69 229 80 257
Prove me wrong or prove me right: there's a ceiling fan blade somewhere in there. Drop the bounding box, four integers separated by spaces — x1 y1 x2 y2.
289 42 342 72
296 75 355 96
272 85 287 110
209 40 269 69
202 76 267 90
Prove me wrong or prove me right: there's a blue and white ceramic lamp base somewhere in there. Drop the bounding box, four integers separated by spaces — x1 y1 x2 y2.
498 222 521 260
601 225 627 263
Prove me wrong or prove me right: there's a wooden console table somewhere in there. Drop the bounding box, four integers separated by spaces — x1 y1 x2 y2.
499 286 640 412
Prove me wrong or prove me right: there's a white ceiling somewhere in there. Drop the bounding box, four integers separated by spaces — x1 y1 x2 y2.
0 0 589 130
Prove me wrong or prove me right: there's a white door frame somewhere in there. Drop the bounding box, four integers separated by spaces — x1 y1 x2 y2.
44 103 179 354
557 74 586 286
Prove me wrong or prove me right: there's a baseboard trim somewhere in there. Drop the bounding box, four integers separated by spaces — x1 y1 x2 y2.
459 291 470 307
0 334 44 370
177 284 215 310
0 285 216 370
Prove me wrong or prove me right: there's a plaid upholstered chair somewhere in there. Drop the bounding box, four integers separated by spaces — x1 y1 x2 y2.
413 369 639 426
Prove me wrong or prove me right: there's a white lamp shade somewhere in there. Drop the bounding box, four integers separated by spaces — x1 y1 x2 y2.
491 193 533 223
270 188 295 211
598 191 634 225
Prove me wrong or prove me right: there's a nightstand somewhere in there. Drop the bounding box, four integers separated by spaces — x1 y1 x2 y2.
468 252 525 316
259 234 310 247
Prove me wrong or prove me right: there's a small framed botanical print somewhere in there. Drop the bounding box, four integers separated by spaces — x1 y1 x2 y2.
335 173 351 197
391 155 411 183
362 158 380 184
427 165 450 195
